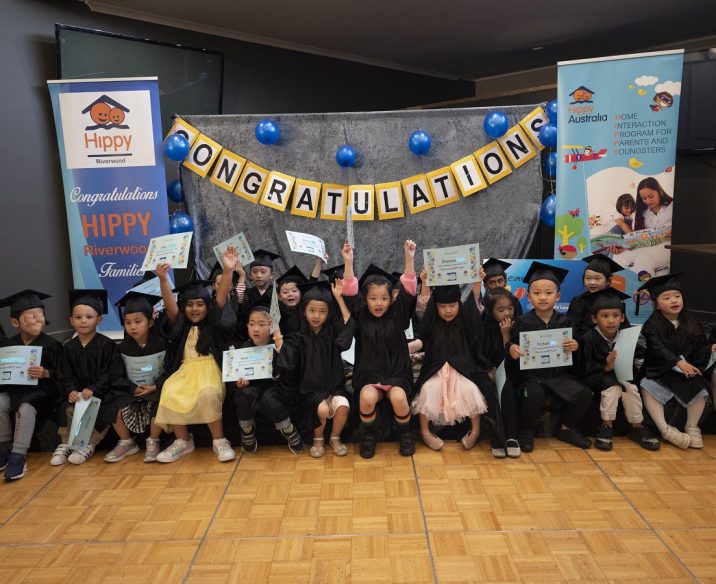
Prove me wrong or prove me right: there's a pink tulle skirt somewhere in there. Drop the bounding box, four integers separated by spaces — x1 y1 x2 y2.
411 363 487 425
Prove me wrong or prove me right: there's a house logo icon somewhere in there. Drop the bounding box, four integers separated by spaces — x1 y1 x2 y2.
82 95 130 130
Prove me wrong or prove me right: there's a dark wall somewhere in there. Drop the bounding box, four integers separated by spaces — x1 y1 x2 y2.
0 0 474 337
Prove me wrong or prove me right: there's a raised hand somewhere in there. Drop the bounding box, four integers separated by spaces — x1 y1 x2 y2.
222 245 238 271
404 239 416 260
156 263 171 279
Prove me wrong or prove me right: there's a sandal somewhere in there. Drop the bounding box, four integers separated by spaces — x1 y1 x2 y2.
329 437 348 457
310 438 325 458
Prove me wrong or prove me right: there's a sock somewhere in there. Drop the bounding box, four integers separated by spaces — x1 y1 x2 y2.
641 391 667 433
360 409 376 424
686 397 706 426
239 420 255 434
394 412 410 427
118 438 134 445
280 423 295 435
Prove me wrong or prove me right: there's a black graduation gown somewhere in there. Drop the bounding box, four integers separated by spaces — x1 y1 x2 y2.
568 291 631 340
0 332 62 413
639 313 711 403
241 285 272 316
57 333 132 430
117 331 171 411
279 304 302 338
345 284 417 398
507 310 587 403
577 328 622 392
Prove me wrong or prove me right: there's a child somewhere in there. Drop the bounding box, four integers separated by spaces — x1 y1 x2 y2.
578 288 659 451
506 262 593 451
110 291 169 463
609 193 636 235
637 273 714 449
474 259 524 317
233 306 304 454
154 248 237 463
342 240 418 458
568 254 630 339
55 289 132 465
277 280 355 457
0 290 62 480
237 249 280 316
411 284 489 451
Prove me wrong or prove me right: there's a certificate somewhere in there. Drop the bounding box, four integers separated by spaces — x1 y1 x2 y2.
222 344 275 382
213 232 254 267
346 205 355 249
68 397 101 450
285 230 329 262
269 286 281 335
129 275 173 313
140 232 193 271
122 351 166 386
613 325 642 384
519 328 572 370
341 338 356 365
0 345 42 386
495 360 507 399
423 243 480 287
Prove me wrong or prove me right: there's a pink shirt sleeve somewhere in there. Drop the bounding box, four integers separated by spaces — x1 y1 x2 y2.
400 273 417 296
342 275 359 297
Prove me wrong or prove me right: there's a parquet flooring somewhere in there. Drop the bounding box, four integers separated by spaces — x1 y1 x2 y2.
2 436 716 583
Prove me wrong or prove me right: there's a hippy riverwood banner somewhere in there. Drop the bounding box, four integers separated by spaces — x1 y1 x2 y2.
553 50 683 285
48 77 170 332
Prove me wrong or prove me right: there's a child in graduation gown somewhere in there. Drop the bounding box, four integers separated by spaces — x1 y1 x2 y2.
0 290 62 480
506 262 593 452
154 248 238 463
277 279 355 457
410 284 489 451
637 273 716 449
55 289 132 465
236 248 280 317
341 240 417 459
276 258 325 338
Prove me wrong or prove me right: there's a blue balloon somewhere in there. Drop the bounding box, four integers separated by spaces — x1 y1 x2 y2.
255 119 280 145
167 179 184 203
540 194 557 227
546 99 558 124
408 130 432 155
335 144 357 167
169 211 194 234
543 151 557 178
483 111 509 138
538 123 558 148
164 133 190 161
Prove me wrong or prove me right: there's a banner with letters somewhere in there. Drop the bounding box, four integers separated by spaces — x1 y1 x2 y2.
553 50 683 286
48 77 170 332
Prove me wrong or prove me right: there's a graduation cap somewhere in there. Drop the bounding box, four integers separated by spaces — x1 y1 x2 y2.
584 287 630 315
115 291 161 319
0 289 50 319
276 266 307 290
523 261 569 288
172 280 213 302
298 280 333 305
581 254 624 277
321 264 345 283
433 285 461 304
359 264 399 290
482 258 512 280
250 249 280 269
69 289 108 315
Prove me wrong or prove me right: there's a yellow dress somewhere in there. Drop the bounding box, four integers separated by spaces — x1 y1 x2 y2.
155 326 225 431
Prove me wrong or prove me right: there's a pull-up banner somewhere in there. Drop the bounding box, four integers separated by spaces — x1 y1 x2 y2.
48 77 169 332
553 50 683 284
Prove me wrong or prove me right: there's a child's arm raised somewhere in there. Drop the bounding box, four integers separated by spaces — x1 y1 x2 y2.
310 256 324 282
403 239 416 276
331 278 351 323
157 263 179 324
341 240 354 280
215 246 238 309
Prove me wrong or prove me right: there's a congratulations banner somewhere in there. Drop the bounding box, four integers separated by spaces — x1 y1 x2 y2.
553 50 683 284
48 77 169 332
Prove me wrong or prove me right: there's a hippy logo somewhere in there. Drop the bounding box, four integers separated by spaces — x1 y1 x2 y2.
569 86 595 104
82 95 130 130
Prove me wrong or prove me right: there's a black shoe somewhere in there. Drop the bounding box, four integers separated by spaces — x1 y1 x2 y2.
284 428 305 454
557 427 592 449
240 428 258 454
398 428 415 457
628 426 661 451
4 453 27 481
359 425 376 459
595 425 613 451
518 431 534 453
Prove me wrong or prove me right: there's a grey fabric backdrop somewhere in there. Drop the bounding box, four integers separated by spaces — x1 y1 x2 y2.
181 106 542 278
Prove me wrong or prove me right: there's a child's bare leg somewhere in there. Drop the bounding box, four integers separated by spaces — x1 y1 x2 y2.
389 387 415 456
172 424 190 441
311 401 329 458
113 410 132 440
149 418 162 439
207 419 224 440
328 400 350 456
419 413 444 450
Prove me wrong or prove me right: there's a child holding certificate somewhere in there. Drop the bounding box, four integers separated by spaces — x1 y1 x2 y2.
236 249 280 316
0 290 62 480
55 290 132 465
233 306 304 455
154 248 238 463
341 240 417 459
110 291 169 463
637 273 715 449
578 288 659 451
506 262 592 452
276 280 355 458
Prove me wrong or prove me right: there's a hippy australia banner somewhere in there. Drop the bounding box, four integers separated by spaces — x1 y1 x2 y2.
553 50 684 286
48 77 170 332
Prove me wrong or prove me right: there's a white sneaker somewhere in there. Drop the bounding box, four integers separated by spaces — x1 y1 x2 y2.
156 436 195 463
50 444 71 466
104 439 139 463
68 444 95 465
144 438 161 463
212 438 236 462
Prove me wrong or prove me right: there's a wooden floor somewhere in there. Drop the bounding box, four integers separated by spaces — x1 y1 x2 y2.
2 436 716 584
